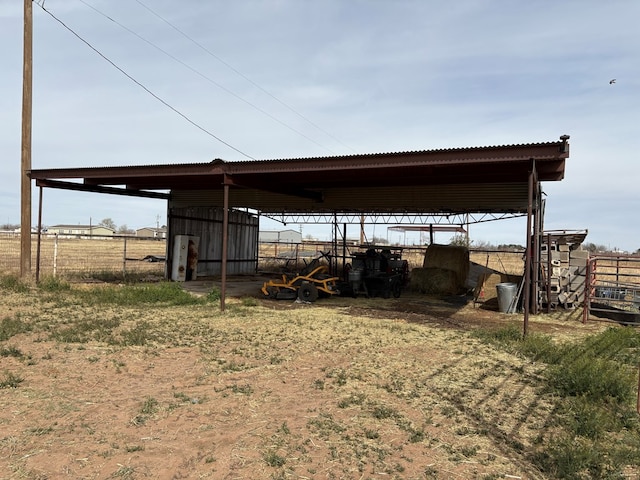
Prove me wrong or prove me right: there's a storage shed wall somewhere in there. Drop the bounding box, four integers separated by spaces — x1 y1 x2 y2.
168 206 258 276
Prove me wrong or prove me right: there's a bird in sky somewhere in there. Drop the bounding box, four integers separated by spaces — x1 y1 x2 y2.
609 79 616 84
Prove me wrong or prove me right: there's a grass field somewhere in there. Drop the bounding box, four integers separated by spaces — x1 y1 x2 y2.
0 235 166 279
1 276 639 479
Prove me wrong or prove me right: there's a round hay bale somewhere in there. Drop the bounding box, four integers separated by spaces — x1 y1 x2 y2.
410 267 460 294
422 244 469 288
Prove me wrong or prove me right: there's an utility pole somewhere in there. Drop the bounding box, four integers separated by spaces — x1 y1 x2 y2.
20 0 33 277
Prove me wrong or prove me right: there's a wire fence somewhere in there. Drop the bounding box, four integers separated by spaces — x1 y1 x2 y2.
0 232 167 280
1 232 525 281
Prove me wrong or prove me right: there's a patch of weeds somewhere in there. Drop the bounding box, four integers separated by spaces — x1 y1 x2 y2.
77 282 204 307
307 413 345 439
37 275 71 292
110 465 136 479
207 287 221 302
440 405 457 418
263 449 286 467
0 370 24 389
371 404 399 420
563 395 615 439
547 356 634 403
0 315 32 342
0 345 24 359
269 355 283 365
0 274 30 293
278 422 290 435
205 455 216 463
460 444 480 458
173 391 191 403
27 425 55 436
337 392 366 408
50 316 121 344
407 427 426 443
326 367 348 386
140 396 159 415
424 465 439 479
220 361 249 372
240 296 258 307
118 321 152 346
231 384 253 395
312 379 325 390
125 445 144 453
476 325 640 478
382 375 405 394
364 428 379 439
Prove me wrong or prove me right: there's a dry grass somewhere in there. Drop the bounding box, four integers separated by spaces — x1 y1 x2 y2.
2 277 628 479
0 235 166 278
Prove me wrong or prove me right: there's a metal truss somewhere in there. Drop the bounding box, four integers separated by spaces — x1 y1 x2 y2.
260 211 527 225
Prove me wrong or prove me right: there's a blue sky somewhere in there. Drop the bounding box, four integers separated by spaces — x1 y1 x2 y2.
1 1 639 250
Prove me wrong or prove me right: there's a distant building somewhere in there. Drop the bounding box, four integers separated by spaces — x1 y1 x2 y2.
47 224 115 237
259 229 302 244
136 227 167 239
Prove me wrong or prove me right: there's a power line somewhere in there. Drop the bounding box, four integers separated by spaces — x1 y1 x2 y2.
77 0 335 155
134 0 357 154
36 2 256 160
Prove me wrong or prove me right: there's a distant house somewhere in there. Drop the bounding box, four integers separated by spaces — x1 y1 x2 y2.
259 229 302 244
136 227 167 239
47 224 115 237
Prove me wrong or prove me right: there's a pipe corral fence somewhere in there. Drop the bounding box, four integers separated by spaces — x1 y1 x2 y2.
584 254 640 325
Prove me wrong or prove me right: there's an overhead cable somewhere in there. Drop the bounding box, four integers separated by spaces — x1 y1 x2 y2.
78 0 335 155
134 0 356 154
36 3 256 160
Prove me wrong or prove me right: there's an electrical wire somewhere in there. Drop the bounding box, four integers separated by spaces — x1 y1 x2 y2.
36 2 256 160
78 0 336 155
134 0 357 154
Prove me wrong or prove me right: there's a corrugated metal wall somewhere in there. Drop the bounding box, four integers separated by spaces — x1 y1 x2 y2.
168 206 258 276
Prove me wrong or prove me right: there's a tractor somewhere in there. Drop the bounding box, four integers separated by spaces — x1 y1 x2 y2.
346 247 409 298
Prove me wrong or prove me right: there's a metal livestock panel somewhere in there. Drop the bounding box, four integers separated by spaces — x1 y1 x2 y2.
168 207 258 277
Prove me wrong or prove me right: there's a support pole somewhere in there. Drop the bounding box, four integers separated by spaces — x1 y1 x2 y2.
220 181 230 312
35 186 43 283
523 161 536 338
21 0 33 278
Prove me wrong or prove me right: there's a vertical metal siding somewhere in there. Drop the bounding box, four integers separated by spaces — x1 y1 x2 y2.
168 206 258 276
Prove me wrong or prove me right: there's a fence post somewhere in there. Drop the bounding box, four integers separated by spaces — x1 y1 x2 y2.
123 237 127 279
53 234 58 277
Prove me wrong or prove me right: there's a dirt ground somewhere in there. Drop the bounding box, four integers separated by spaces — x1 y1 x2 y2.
0 278 609 480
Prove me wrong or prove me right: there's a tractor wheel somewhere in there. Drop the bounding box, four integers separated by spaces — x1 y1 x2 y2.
298 283 319 302
392 280 402 298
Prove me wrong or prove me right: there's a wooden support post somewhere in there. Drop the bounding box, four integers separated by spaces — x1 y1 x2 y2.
21 0 33 278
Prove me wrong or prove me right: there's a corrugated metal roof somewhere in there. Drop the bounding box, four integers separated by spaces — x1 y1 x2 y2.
30 136 569 218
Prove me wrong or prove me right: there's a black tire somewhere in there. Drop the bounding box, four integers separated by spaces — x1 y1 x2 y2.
298 283 319 302
392 281 402 298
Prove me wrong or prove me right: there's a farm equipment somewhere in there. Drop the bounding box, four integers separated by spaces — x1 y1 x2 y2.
261 251 340 302
346 247 409 298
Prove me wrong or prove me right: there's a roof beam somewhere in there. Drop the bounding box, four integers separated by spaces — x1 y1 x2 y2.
34 179 170 200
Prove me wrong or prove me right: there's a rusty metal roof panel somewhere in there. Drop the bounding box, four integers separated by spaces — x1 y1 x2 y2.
30 136 569 216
